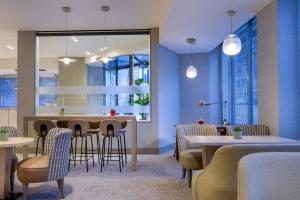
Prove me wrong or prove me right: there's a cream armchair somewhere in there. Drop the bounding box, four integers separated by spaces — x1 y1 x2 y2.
192 143 300 200
226 124 270 136
176 124 218 186
238 152 300 200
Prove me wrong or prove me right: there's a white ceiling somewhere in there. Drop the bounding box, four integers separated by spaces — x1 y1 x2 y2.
0 0 273 57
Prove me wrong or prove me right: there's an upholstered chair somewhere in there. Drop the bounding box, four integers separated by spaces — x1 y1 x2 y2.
0 126 18 192
68 120 95 172
192 143 300 200
238 152 300 200
176 124 218 186
17 128 72 200
34 120 56 156
100 120 125 172
226 124 270 136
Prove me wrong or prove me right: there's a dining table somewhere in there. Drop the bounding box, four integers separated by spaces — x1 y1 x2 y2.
184 136 299 167
23 115 138 171
0 137 34 199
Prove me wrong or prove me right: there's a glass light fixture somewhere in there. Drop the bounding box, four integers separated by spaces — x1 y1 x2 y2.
186 38 197 79
58 6 76 65
222 10 241 56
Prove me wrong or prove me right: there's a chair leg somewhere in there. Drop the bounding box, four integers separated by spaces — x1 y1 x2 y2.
117 137 122 173
97 133 101 164
10 171 15 192
119 136 124 167
123 134 127 164
41 136 45 156
90 135 95 167
22 183 29 200
36 136 40 156
80 136 83 164
182 168 186 179
57 179 65 199
74 136 78 167
85 137 89 173
188 170 192 187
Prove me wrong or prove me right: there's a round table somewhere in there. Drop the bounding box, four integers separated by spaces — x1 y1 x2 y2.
0 137 34 199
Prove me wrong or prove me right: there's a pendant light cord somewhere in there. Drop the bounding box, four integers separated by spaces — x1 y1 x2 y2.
65 11 68 58
190 43 193 66
230 15 233 34
104 10 107 53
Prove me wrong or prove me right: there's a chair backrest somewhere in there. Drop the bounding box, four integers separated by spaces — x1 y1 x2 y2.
68 120 89 137
192 143 300 200
227 124 270 136
57 121 69 128
44 128 72 182
238 152 300 200
100 119 122 137
34 120 56 137
176 124 218 152
89 121 100 130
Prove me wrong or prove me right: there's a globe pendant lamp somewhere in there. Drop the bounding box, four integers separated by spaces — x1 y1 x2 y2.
222 10 241 56
186 38 197 79
58 6 76 65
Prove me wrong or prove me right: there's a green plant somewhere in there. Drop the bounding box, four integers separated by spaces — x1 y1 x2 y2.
0 127 8 133
133 78 150 120
233 127 241 132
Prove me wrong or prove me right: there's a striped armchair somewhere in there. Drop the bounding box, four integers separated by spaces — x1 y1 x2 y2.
17 128 72 200
226 124 270 136
0 126 18 192
176 124 218 186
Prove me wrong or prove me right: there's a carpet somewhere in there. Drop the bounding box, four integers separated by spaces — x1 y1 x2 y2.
15 152 192 200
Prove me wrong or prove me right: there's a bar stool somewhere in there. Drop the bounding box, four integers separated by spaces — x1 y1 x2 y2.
88 121 101 163
33 120 56 156
100 120 124 173
68 120 95 172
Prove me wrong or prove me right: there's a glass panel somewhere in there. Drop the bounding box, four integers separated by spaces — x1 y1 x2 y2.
37 34 151 121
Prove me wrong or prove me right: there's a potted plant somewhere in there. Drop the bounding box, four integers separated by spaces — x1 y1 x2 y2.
233 127 242 139
133 78 150 121
0 127 9 141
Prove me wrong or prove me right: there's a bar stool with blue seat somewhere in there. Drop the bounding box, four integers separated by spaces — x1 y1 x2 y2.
33 120 56 156
100 120 125 172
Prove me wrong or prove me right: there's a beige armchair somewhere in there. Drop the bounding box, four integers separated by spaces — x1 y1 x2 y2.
238 152 300 200
17 128 72 199
192 143 300 200
176 124 218 186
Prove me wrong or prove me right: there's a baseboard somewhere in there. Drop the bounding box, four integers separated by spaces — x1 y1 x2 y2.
16 145 175 155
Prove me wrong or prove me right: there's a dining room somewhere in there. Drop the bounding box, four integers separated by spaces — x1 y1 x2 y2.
1 0 300 200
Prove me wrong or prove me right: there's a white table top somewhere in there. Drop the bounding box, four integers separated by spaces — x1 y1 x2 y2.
0 137 34 148
184 136 299 146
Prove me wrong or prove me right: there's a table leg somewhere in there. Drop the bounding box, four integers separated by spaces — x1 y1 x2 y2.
0 147 13 199
131 119 137 171
23 118 28 159
201 146 220 168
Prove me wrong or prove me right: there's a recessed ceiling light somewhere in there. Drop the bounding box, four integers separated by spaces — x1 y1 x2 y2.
86 51 91 55
71 37 78 42
6 45 14 50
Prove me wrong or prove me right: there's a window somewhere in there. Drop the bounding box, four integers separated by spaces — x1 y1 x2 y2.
39 76 57 106
222 17 258 124
0 77 17 108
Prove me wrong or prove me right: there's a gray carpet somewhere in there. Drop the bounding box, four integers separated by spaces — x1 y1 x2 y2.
15 152 192 200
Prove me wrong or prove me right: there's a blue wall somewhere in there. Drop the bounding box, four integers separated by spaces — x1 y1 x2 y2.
158 46 180 150
179 53 211 124
277 0 300 139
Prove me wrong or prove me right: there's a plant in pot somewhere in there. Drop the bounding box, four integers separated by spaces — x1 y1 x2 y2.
0 127 9 141
233 127 243 139
133 78 150 121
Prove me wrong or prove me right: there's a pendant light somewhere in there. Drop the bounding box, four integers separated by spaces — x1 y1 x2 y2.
59 6 76 65
222 10 241 56
186 38 197 79
98 5 114 64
